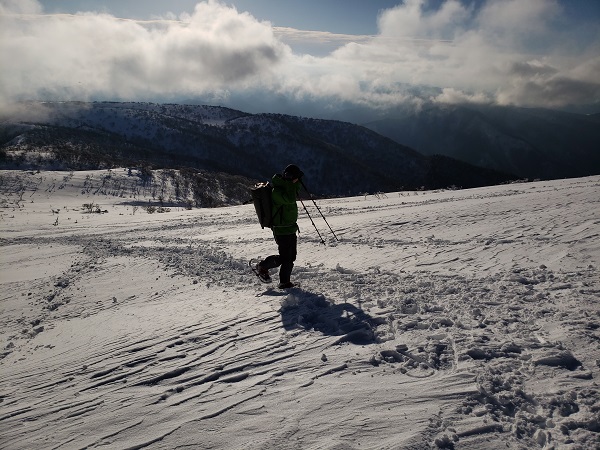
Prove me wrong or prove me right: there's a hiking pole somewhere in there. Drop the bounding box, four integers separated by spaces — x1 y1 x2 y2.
300 180 339 242
299 198 326 245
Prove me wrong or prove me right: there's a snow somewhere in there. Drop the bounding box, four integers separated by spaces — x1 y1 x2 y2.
1 170 599 449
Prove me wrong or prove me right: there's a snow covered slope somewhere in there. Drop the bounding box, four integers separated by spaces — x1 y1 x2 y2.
1 102 515 196
1 171 599 449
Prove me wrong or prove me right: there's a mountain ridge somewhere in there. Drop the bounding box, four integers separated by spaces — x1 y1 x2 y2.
1 101 516 198
342 103 600 180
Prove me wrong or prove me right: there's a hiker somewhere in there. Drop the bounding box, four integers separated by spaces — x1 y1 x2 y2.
256 164 304 288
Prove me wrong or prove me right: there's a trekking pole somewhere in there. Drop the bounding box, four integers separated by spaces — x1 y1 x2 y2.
300 180 339 242
299 198 326 245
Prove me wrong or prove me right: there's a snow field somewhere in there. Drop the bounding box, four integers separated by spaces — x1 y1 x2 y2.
1 170 599 449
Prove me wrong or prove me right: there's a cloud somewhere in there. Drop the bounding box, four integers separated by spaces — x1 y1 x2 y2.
434 88 490 105
497 56 600 108
274 27 373 48
0 0 41 15
1 0 599 113
287 0 600 110
0 0 288 103
377 0 470 40
475 0 561 41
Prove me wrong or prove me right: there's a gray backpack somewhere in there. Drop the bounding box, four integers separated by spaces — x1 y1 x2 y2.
250 182 273 229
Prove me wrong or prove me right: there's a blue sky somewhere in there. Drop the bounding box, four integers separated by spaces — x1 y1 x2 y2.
2 0 600 114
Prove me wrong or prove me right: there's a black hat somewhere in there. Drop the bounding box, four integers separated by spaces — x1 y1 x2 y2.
283 164 304 180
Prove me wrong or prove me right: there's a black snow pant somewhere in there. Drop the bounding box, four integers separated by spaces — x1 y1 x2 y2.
260 233 297 284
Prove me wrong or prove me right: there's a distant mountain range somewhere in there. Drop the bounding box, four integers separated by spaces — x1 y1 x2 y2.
0 102 516 197
332 104 600 181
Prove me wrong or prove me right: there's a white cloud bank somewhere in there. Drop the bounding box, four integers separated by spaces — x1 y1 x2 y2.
1 0 599 113
0 0 289 103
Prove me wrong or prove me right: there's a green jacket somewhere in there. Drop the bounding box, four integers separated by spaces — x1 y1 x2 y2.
271 174 300 235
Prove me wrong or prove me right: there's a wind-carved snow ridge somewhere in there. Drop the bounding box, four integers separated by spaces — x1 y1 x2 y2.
1 171 599 449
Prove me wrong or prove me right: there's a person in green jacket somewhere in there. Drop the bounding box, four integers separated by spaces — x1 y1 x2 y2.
256 164 303 288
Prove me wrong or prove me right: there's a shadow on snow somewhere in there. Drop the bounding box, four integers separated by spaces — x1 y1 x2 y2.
277 288 378 345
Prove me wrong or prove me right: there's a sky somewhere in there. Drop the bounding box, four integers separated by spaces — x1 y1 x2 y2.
1 0 600 116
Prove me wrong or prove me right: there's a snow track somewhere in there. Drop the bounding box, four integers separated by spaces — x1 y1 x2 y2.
1 171 599 449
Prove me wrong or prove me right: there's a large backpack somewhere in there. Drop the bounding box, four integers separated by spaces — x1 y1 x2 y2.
250 182 273 229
